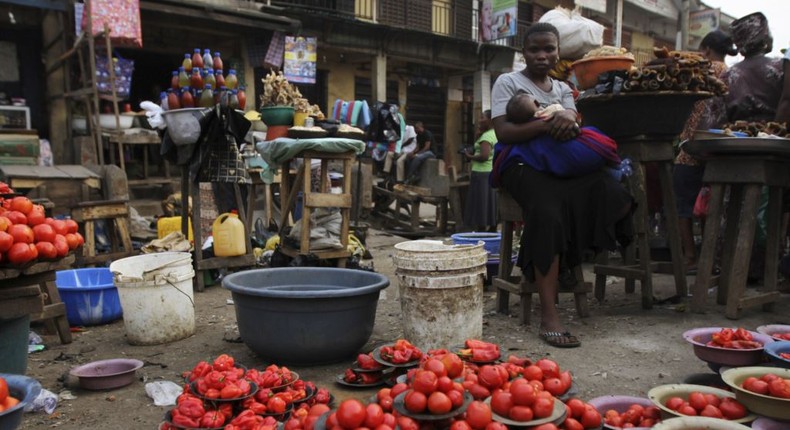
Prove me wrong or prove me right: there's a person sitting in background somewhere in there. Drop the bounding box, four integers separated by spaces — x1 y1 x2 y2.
674 30 735 274
382 125 416 185
404 121 436 184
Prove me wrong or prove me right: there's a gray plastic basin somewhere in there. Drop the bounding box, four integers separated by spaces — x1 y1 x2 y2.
222 267 390 366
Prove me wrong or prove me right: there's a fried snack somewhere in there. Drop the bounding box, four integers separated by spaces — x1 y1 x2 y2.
584 45 634 59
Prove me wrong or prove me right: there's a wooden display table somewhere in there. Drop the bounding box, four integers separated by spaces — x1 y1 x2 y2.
105 129 177 187
0 254 75 344
372 183 448 236
0 165 101 213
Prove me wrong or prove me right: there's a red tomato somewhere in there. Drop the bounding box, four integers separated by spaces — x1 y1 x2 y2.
700 404 723 418
423 358 447 378
508 405 534 422
484 422 507 430
65 219 79 234
0 231 12 252
719 398 747 419
32 224 55 243
35 241 57 260
5 211 26 225
449 420 472 430
396 416 419 430
562 417 584 430
390 383 409 399
489 391 513 417
364 403 385 428
309 404 330 417
382 413 396 428
528 380 544 392
522 365 543 381
580 408 601 428
510 379 537 407
464 401 492 430
440 353 465 379
377 388 392 402
404 390 427 414
478 365 506 390
8 224 33 244
744 379 770 395
565 398 586 420
532 397 554 419
379 396 393 412
769 378 790 398
26 210 45 226
677 404 697 416
0 377 8 402
703 394 721 408
531 424 559 430
643 406 661 420
427 391 452 414
558 371 572 393
665 397 685 411
53 234 69 257
542 378 565 396
467 383 491 400
374 425 393 430
65 233 80 250
535 359 560 379
447 388 465 409
688 391 708 412
10 197 33 215
437 376 454 393
0 216 9 232
336 399 366 429
284 417 302 430
412 371 438 395
7 242 34 265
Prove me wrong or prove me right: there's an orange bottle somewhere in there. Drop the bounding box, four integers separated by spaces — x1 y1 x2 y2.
170 71 179 90
237 86 246 110
191 48 204 70
181 87 195 108
167 89 180 110
215 70 225 89
212 52 223 71
182 54 192 73
190 68 203 90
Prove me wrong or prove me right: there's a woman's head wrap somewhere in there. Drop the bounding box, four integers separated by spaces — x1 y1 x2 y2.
730 12 772 56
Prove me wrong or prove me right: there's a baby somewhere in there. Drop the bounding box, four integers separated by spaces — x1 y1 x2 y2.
501 92 621 178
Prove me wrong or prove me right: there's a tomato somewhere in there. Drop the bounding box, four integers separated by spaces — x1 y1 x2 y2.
382 413 396 428
26 210 45 226
325 412 338 429
0 377 8 403
423 358 447 377
440 353 464 379
484 422 507 430
535 359 560 379
542 378 565 396
377 388 392 402
719 398 747 419
396 416 419 430
374 425 393 430
404 390 427 414
580 408 601 428
531 424 559 430
562 417 584 430
464 400 492 430
700 404 723 418
558 371 572 393
769 378 790 398
65 219 79 234
528 380 544 392
702 393 720 408
437 376 454 393
744 378 770 395
508 405 534 422
309 404 330 417
450 420 472 430
606 416 624 427
32 224 55 243
36 241 57 260
8 242 34 265
467 383 491 400
10 197 33 215
0 231 12 252
447 388 465 409
522 365 543 381
677 404 697 416
336 399 366 429
489 391 513 417
688 391 708 411
284 417 301 430
5 211 27 225
8 224 33 244
364 403 385 428
478 365 506 390
54 234 69 257
74 232 84 247
565 398 586 420
65 233 80 250
0 216 9 232
412 370 438 395
532 397 554 419
665 397 684 411
379 395 394 412
427 391 452 414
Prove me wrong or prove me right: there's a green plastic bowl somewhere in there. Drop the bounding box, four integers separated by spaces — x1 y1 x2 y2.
259 106 295 126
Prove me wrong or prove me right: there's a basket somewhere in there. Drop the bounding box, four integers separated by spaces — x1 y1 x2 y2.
260 106 295 126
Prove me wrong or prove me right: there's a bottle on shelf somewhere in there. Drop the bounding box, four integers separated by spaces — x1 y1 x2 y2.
159 91 169 111
199 84 214 108
205 68 216 89
218 86 228 107
225 69 238 90
237 86 246 110
167 89 181 110
170 71 179 90
182 53 192 73
202 49 212 70
191 48 204 70
229 89 240 109
212 52 223 71
178 66 190 88
215 69 226 89
181 86 195 108
190 68 203 90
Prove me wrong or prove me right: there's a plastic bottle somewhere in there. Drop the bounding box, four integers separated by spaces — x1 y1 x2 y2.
182 54 192 73
202 49 212 70
191 48 204 70
170 71 179 90
212 52 223 71
237 86 247 110
159 91 169 111
167 89 181 110
190 68 203 90
180 87 195 108
178 66 190 88
218 86 228 107
215 70 226 89
229 89 240 109
199 84 214 108
212 211 246 257
204 68 216 89
225 69 238 90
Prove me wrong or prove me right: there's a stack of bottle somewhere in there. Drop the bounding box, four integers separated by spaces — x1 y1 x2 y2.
159 48 247 111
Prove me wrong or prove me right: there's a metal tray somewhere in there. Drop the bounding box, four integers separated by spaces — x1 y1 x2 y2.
683 137 790 160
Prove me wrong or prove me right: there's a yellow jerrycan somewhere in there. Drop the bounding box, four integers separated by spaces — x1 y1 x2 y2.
213 211 246 257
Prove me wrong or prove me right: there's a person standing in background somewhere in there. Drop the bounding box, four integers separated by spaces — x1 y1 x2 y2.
463 110 497 232
674 30 736 274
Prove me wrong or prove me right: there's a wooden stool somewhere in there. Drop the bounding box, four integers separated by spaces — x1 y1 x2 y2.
691 157 786 318
593 135 688 309
71 199 133 266
493 190 591 325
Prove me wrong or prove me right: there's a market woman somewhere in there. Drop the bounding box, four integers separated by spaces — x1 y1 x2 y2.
463 110 497 232
490 23 633 348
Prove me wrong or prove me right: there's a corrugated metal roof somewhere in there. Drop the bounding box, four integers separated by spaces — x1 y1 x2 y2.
140 0 300 32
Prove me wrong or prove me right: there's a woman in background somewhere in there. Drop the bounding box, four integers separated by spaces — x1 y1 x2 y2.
463 110 497 232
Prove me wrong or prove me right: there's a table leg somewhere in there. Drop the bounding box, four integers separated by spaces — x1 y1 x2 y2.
718 185 744 305
627 161 653 309
594 252 608 303
143 146 150 179
118 141 125 174
658 161 688 297
725 184 761 320
762 186 782 312
496 220 514 313
692 183 725 313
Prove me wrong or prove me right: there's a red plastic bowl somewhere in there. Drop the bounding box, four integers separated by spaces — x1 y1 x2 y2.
683 327 774 367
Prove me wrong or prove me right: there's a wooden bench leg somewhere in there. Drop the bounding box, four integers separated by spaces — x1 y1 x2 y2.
692 184 725 312
573 266 590 318
718 184 743 305
496 221 514 314
594 252 608 303
763 186 782 312
725 184 760 320
520 283 532 326
658 160 688 297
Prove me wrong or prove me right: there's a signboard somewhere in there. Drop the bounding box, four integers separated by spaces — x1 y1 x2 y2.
283 36 317 84
576 0 607 14
480 0 518 42
689 8 720 39
625 0 677 20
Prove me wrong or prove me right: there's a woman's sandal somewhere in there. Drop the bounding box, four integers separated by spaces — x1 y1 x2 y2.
539 331 581 348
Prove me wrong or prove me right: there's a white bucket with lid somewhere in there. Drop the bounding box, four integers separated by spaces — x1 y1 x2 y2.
393 240 487 350
110 252 195 345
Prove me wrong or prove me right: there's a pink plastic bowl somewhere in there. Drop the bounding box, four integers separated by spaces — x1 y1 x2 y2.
587 395 654 430
683 327 774 367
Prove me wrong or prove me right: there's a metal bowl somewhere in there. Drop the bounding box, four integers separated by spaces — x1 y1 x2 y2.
653 416 752 430
70 358 144 391
683 327 774 367
720 366 790 421
161 107 212 145
647 383 756 424
756 324 790 342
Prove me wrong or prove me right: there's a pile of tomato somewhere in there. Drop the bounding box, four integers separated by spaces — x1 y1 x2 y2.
741 373 790 399
663 392 747 420
597 401 661 428
380 339 423 364
771 332 790 341
0 377 20 413
706 328 763 349
0 191 83 267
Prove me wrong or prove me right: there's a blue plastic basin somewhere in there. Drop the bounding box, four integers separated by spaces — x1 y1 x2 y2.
56 268 122 326
451 232 501 255
222 267 389 365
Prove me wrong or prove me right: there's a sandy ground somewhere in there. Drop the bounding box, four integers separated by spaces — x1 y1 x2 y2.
17 226 790 429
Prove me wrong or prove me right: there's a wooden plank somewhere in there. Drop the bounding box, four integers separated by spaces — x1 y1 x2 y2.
725 184 761 320
593 264 644 279
73 203 128 221
196 254 256 271
107 131 161 144
0 285 42 300
303 192 352 209
736 291 782 311
279 247 352 260
492 277 522 295
0 295 45 319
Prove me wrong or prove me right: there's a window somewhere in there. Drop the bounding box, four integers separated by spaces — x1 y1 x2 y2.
355 0 375 21
432 0 452 35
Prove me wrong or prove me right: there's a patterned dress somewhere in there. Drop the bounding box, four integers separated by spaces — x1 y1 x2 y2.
675 61 728 166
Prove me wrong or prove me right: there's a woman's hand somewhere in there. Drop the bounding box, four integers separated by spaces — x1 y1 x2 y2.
548 109 580 141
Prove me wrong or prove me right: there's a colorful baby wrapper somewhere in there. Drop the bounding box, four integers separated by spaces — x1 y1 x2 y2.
82 0 143 48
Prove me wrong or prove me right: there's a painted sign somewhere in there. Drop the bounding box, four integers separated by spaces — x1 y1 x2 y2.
689 8 720 39
481 0 518 42
283 36 317 84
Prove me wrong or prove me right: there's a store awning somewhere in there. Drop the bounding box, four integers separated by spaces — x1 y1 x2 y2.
139 0 300 32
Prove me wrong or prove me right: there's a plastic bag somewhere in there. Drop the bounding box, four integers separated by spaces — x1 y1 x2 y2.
538 7 604 60
145 381 183 406
693 185 711 219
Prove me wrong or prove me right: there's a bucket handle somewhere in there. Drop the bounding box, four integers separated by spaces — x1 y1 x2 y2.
163 273 196 308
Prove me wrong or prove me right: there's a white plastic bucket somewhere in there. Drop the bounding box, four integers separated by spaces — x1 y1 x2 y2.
109 252 196 345
393 240 487 350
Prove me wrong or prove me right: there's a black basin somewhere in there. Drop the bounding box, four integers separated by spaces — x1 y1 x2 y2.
222 267 390 366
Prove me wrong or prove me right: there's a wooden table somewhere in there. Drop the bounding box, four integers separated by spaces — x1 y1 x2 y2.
105 129 176 187
0 165 100 194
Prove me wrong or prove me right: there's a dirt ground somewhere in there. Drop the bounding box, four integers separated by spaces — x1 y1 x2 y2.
17 226 790 429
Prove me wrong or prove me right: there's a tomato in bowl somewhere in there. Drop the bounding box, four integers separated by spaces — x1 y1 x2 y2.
683 327 774 367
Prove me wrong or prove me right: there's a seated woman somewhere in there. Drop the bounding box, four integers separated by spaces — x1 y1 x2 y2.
491 22 634 348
